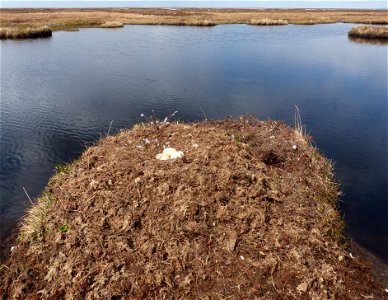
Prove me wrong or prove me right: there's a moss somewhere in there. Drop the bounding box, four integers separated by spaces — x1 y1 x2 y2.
55 163 69 174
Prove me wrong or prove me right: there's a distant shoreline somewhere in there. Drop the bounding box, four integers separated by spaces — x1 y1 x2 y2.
0 8 387 34
2 0 387 10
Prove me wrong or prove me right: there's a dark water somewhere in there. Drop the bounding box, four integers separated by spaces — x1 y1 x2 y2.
0 24 387 263
2 1 387 9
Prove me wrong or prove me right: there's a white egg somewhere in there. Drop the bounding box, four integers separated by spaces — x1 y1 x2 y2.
156 153 170 160
170 151 184 159
163 148 177 156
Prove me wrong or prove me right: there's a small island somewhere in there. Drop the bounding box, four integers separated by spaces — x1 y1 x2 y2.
348 25 388 44
0 118 383 298
0 26 52 39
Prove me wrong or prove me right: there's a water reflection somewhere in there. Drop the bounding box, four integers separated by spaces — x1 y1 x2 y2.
348 36 388 45
1 23 387 263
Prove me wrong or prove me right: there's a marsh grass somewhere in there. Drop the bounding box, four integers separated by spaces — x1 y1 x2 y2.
249 18 288 26
294 105 307 144
55 163 69 174
185 19 216 26
100 21 124 28
348 26 388 39
155 19 216 26
19 192 56 243
2 8 385 35
0 26 52 39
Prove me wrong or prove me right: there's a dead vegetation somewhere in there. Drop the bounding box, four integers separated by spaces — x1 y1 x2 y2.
0 8 386 35
348 25 388 42
100 21 124 28
0 118 383 299
249 18 288 26
185 19 216 26
0 25 51 39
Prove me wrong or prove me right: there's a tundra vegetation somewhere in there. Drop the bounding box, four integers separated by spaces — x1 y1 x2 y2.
348 25 388 44
0 26 51 39
249 18 288 25
99 21 124 28
0 8 387 38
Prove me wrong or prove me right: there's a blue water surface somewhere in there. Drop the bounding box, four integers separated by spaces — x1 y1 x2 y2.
0 24 387 263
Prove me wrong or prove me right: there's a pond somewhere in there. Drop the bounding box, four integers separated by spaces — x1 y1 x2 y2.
1 23 387 263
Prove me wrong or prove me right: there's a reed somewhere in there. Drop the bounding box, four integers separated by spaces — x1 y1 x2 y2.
0 26 52 39
348 26 388 39
249 18 288 26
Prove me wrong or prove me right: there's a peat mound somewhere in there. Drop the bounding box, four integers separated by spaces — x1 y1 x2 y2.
0 119 384 299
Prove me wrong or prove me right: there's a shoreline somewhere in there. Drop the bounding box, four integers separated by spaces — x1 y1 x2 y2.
0 119 385 298
1 8 387 33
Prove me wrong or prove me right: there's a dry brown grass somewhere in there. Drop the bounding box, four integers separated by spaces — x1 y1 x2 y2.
185 19 216 26
0 119 384 298
99 21 124 28
348 25 388 39
249 18 288 26
0 8 386 36
0 25 52 39
18 192 56 243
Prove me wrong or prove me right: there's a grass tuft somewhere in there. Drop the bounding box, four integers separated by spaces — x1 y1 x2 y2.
19 192 56 243
348 26 388 39
0 26 52 39
0 264 9 272
185 19 216 26
100 21 124 28
249 18 288 26
55 163 69 174
59 224 69 234
294 105 308 145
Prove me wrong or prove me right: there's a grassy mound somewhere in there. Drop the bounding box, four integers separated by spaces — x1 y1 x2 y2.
0 119 383 298
0 26 52 39
348 26 388 39
249 18 288 26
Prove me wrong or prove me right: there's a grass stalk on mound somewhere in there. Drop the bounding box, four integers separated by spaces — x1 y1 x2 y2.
19 192 56 243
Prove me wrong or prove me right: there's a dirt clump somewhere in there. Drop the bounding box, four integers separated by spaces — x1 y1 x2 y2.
0 119 384 299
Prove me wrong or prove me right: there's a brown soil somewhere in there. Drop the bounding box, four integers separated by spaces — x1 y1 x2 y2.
0 119 384 299
0 8 387 34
